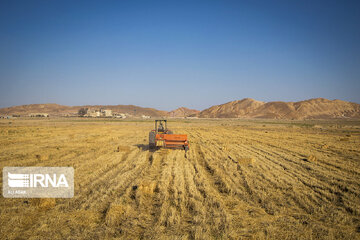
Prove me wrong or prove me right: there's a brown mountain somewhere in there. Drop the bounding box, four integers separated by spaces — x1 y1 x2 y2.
2 98 360 119
0 104 78 116
0 104 167 117
199 98 265 118
199 98 360 119
80 105 167 117
168 107 200 118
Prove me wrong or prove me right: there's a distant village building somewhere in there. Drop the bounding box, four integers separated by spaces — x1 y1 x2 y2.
101 109 112 117
94 111 101 117
142 115 151 119
84 109 100 117
114 113 127 118
84 108 112 117
29 113 49 117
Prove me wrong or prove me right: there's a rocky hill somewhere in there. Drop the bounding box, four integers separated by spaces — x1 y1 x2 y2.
0 104 167 117
199 98 360 119
80 105 168 117
168 107 200 118
0 104 78 116
199 98 264 118
1 98 359 119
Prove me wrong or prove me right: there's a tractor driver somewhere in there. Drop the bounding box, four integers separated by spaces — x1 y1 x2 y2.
158 122 165 132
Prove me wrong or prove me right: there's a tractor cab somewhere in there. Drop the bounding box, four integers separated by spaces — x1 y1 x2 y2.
156 120 167 133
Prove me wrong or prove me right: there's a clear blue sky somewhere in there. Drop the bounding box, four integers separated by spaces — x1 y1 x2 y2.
0 0 359 110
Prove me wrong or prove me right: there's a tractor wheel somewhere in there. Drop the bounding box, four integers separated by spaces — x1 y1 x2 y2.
149 131 156 148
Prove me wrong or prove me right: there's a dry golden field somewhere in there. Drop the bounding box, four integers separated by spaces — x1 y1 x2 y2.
0 118 360 239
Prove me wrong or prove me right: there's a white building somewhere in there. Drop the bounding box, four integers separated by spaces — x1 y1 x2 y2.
102 109 112 117
29 113 49 117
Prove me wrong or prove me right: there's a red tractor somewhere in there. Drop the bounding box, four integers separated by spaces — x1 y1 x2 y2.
149 120 189 151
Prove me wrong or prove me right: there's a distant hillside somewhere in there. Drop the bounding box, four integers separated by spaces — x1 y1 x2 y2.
2 98 359 119
80 105 167 117
0 104 167 117
168 107 200 118
0 104 78 116
199 98 360 119
200 98 264 118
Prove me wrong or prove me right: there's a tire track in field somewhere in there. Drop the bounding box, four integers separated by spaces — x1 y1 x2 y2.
188 144 236 238
154 150 178 229
248 142 360 197
253 138 360 188
82 150 150 211
246 132 360 176
188 130 260 204
196 141 287 217
104 149 172 238
235 144 324 214
238 143 359 215
69 148 141 209
248 143 360 214
194 129 327 214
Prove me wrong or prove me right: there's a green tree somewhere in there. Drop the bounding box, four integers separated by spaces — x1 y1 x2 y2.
78 108 87 116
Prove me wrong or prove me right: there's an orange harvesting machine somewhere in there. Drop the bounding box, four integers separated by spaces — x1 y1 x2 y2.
149 120 189 151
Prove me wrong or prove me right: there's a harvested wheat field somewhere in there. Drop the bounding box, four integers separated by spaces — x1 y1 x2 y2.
0 118 360 239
